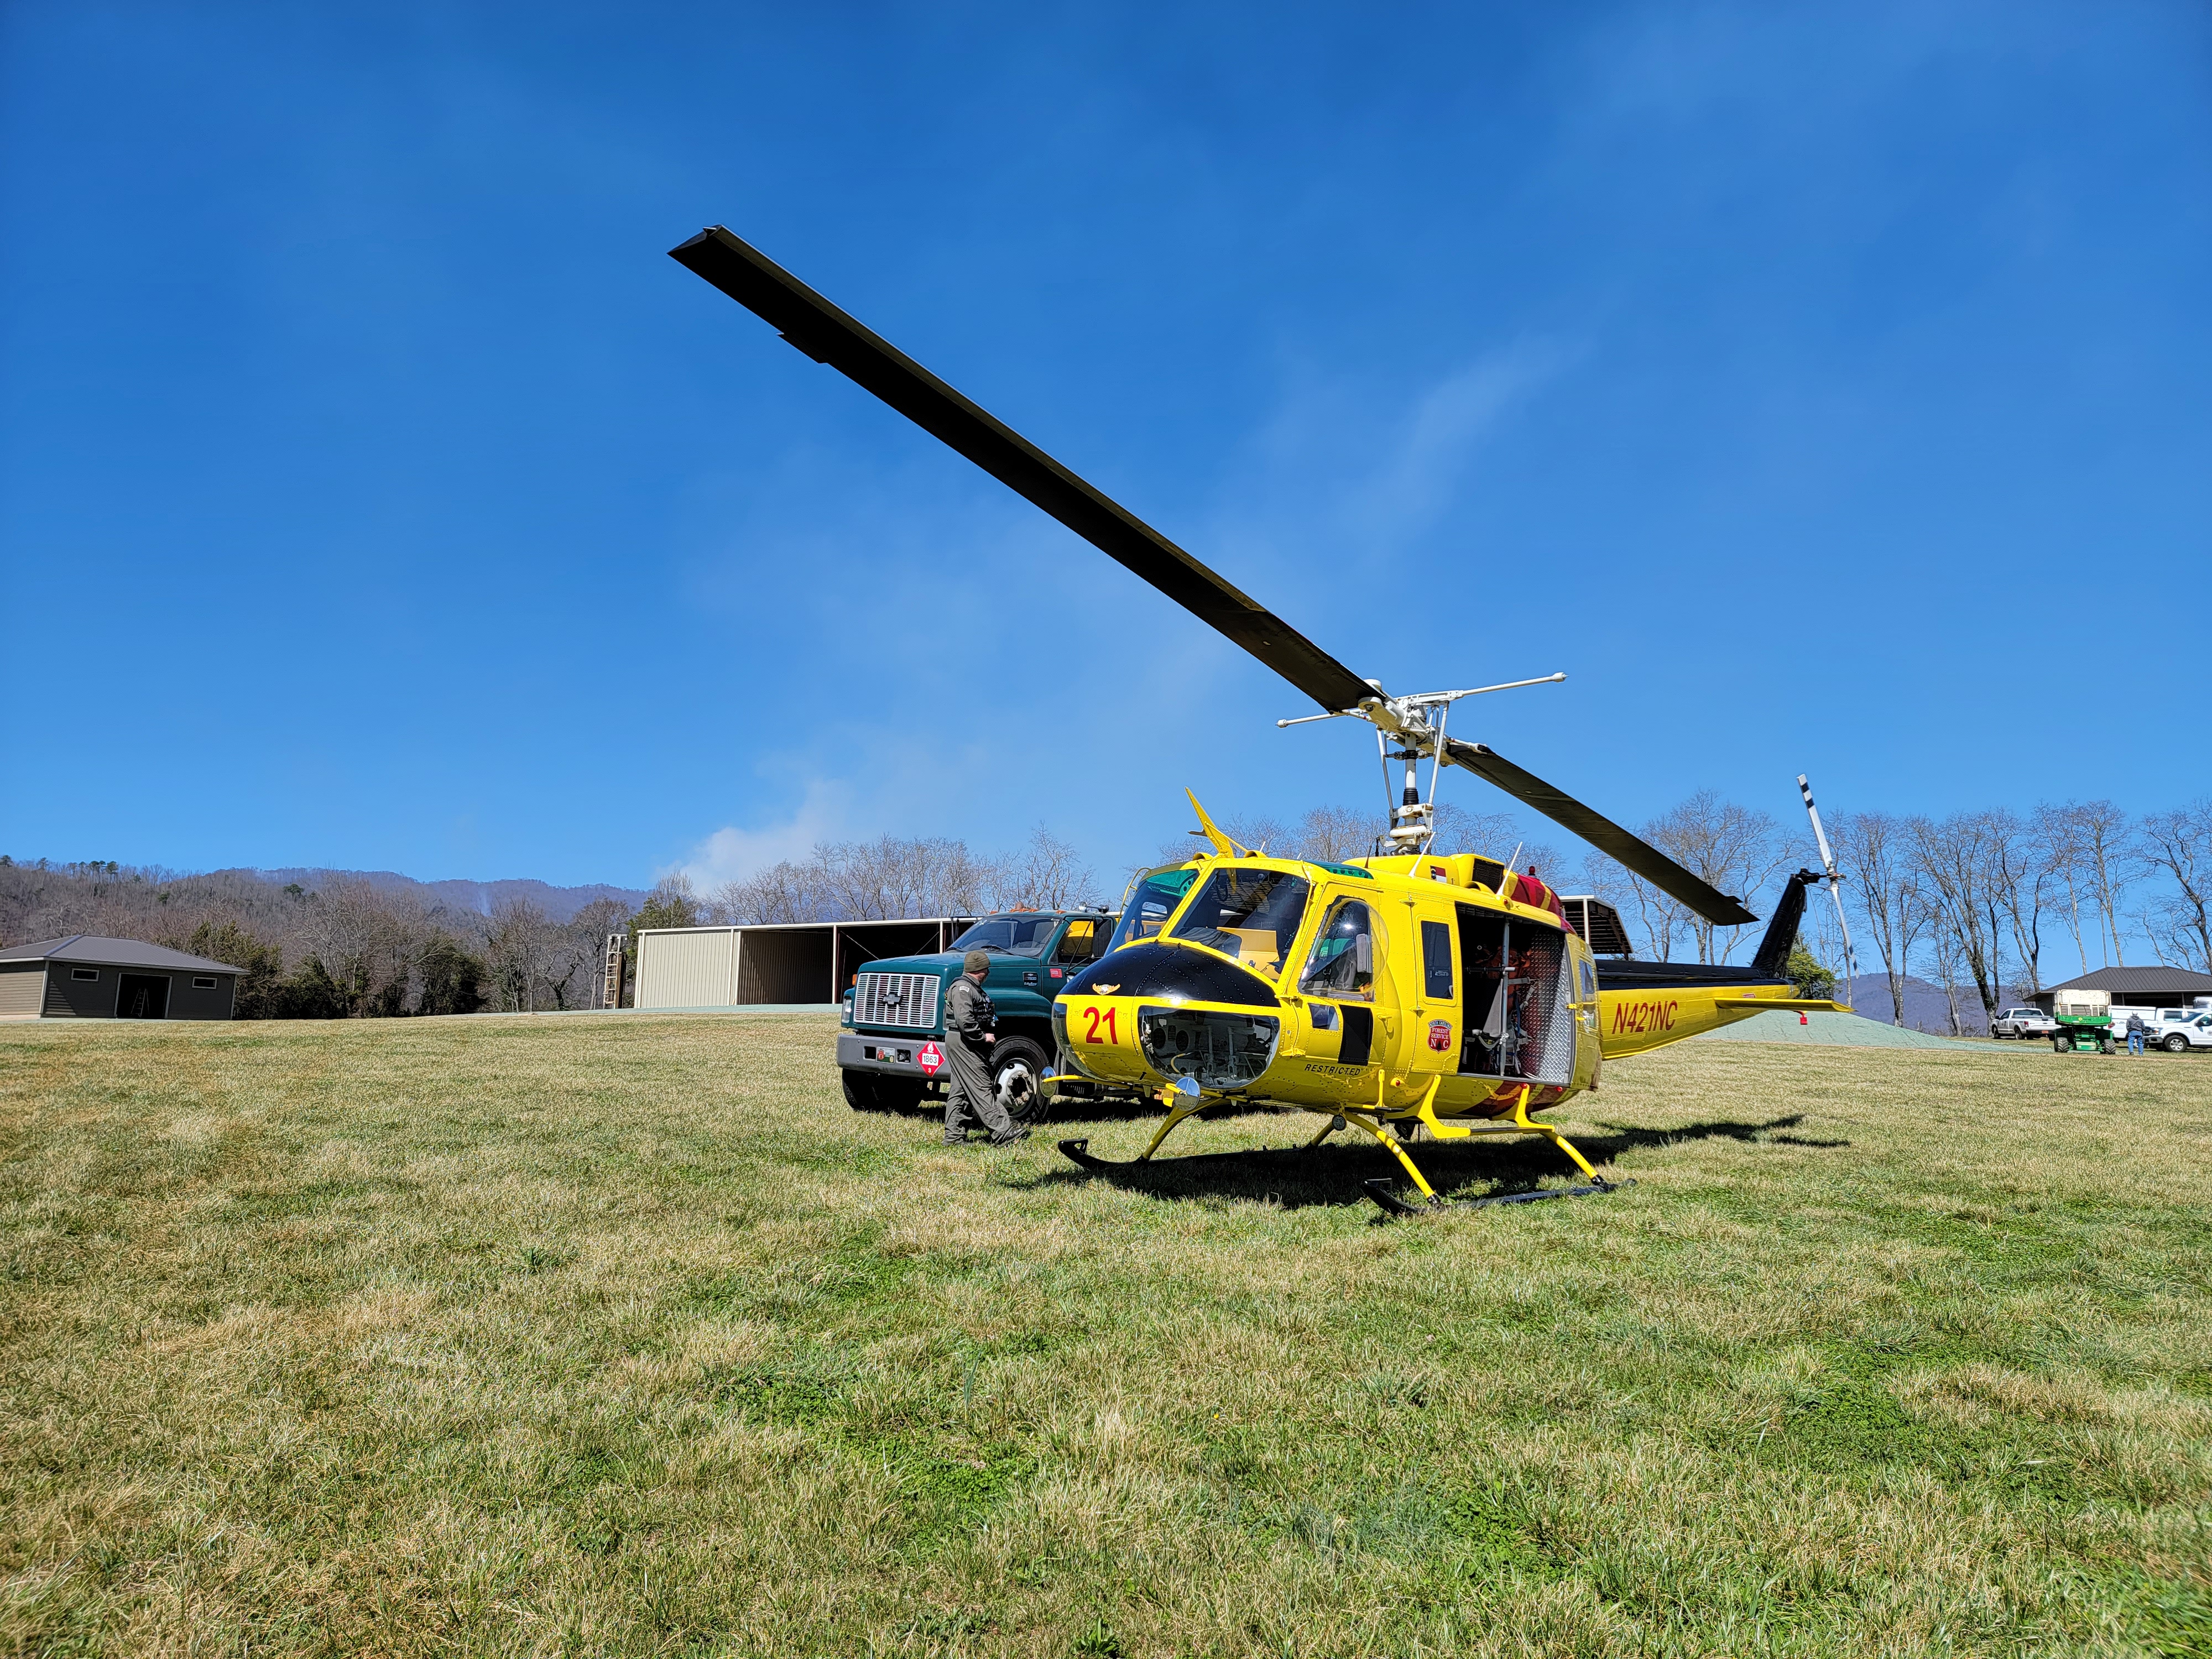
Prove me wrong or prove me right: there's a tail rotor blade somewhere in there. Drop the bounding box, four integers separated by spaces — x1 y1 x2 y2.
1442 739 1759 926
668 226 1375 713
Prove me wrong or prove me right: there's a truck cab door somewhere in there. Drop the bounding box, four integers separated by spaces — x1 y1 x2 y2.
1046 917 1102 994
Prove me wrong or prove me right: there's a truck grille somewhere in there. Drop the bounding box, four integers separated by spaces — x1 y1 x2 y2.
855 971 940 1030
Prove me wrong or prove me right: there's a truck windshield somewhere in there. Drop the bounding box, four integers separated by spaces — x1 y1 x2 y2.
1167 867 1311 979
951 915 1058 958
1103 867 1198 955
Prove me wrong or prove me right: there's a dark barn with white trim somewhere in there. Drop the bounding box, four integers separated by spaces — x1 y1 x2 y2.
0 935 242 1021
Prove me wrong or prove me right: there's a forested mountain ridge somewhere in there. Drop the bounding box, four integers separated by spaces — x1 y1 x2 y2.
241 869 648 923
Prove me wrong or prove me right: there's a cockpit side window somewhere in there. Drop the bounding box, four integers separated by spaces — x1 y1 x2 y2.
1166 867 1311 978
1299 899 1379 1002
1104 867 1197 954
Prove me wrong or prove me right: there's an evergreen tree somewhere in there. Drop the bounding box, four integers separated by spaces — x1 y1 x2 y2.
416 935 487 1016
185 921 286 1019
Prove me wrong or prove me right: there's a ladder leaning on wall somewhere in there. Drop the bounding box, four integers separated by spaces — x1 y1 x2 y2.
601 932 626 1010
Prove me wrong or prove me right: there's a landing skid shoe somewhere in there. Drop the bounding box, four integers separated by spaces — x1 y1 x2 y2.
1057 1137 1126 1173
1362 1175 1634 1219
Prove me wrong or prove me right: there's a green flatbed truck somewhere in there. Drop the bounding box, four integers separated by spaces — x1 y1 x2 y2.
837 909 1125 1119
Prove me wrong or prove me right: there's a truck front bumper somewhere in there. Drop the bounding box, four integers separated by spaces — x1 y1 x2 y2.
838 1032 944 1079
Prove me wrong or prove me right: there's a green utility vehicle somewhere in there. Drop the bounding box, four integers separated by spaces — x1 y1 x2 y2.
837 910 1119 1119
2050 988 2114 1055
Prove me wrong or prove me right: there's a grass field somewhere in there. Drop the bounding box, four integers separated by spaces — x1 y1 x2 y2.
3 1013 2210 1657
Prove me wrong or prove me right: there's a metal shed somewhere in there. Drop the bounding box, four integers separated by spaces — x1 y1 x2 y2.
0 935 242 1021
632 918 975 1010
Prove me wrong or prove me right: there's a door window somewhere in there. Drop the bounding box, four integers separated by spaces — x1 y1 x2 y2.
1300 900 1378 1001
1420 920 1453 999
1053 919 1102 964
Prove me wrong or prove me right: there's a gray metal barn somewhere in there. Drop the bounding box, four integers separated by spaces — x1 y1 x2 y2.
0 935 242 1021
633 918 975 1011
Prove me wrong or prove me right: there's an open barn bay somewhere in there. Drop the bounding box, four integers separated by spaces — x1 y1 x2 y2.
2 1015 2208 1657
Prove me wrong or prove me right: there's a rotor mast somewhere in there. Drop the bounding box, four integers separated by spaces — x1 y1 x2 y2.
1277 673 1568 855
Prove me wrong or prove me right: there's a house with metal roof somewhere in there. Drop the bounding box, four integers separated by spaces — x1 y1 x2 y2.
2029 966 2212 1013
0 935 242 1021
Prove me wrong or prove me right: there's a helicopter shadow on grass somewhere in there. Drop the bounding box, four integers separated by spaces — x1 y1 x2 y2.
1010 1112 1848 1212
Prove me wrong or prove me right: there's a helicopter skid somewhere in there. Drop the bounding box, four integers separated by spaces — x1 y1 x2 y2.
1362 1175 1634 1219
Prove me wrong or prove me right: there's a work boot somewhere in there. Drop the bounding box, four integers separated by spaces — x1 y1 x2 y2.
989 1125 1031 1147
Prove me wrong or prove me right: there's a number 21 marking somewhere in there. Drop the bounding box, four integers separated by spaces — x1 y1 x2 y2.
1081 1005 1118 1044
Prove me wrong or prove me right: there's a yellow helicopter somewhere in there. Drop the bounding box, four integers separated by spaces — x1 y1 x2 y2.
670 226 1846 1213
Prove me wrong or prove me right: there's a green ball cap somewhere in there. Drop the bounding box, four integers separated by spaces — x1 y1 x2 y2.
962 950 992 976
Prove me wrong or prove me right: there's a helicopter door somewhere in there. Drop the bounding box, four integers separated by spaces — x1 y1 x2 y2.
1570 950 1603 1091
1297 898 1380 1069
1455 906 1573 1086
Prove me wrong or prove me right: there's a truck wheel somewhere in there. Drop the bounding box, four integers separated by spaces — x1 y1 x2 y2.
841 1068 879 1110
992 1037 1051 1126
2165 1033 2189 1053
2051 1034 2067 1053
874 1077 926 1113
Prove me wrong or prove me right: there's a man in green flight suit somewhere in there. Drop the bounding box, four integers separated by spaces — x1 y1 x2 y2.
943 949 1026 1146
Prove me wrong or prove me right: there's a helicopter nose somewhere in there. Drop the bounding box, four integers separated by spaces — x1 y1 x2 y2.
1052 995 1148 1084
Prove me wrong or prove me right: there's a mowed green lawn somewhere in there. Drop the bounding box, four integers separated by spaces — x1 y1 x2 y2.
3 1014 2209 1658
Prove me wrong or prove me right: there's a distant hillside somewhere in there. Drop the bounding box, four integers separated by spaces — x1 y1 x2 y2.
1843 973 1994 1037
239 869 650 924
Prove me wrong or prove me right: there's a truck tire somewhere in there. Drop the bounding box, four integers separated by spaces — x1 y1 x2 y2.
2051 1034 2068 1053
992 1036 1051 1126
874 1077 926 1113
2166 1033 2189 1053
841 1068 879 1110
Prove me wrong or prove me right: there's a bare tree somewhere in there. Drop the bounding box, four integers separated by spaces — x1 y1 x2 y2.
2031 802 2096 979
1837 810 1928 1025
1293 806 1381 863
2138 801 2212 972
714 861 818 925
1910 813 2008 1030
992 825 1094 910
542 896 628 1009
1981 808 2049 998
1430 803 1523 863
1920 913 1968 1037
483 897 559 1012
2054 800 2139 968
1563 847 1672 961
1643 791 1787 963
302 879 422 1016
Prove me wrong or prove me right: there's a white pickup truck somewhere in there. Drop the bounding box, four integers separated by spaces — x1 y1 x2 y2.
2133 1008 2212 1053
1991 1006 2059 1039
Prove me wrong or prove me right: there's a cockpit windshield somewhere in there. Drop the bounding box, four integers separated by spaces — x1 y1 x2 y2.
950 914 1058 958
1166 867 1311 979
1103 867 1197 956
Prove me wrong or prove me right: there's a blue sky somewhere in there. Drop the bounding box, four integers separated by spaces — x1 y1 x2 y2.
4 2 2207 911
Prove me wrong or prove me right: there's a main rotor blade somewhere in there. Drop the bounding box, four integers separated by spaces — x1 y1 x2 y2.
1442 739 1761 926
669 226 1375 713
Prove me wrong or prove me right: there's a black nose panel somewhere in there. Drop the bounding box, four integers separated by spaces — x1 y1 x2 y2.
1063 941 1279 1008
